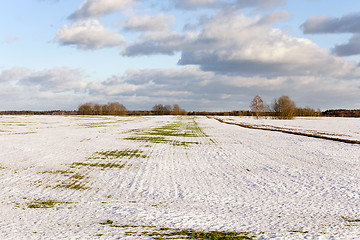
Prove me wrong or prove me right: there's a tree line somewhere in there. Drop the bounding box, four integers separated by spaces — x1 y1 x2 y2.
78 102 127 115
77 102 187 116
250 95 322 119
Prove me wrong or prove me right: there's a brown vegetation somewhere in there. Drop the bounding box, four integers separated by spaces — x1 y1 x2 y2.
78 102 127 115
152 104 187 115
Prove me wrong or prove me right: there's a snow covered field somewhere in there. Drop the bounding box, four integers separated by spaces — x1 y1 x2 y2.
216 116 360 142
0 115 359 239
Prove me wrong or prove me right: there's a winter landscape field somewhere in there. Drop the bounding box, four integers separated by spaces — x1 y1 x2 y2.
0 115 359 239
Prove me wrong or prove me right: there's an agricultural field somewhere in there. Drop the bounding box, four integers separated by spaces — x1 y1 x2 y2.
0 115 359 239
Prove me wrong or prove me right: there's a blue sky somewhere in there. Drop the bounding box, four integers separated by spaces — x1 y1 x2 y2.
1 0 360 111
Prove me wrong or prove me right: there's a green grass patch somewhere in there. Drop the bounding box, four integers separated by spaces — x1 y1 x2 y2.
289 229 309 234
100 219 114 225
13 132 37 135
55 172 89 190
99 220 253 239
79 122 111 128
41 169 75 177
342 216 360 223
146 229 252 239
27 199 72 209
90 149 147 160
125 117 210 146
124 136 168 143
71 162 126 169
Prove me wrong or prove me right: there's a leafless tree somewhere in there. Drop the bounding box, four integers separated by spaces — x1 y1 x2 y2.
78 103 94 115
172 104 187 115
250 95 265 119
152 104 172 115
272 95 296 119
78 102 127 115
107 102 127 115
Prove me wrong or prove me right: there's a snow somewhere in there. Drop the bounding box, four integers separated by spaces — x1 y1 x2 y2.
217 116 360 142
0 115 359 239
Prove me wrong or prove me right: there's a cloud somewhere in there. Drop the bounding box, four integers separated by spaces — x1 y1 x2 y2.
56 20 126 50
332 34 360 57
123 12 360 78
69 0 134 20
301 13 360 34
87 66 360 110
233 0 285 10
255 11 290 25
0 67 92 110
122 31 199 56
2 65 360 111
0 67 88 93
174 0 218 9
0 67 32 83
3 35 22 44
301 13 360 56
173 0 285 10
123 14 175 32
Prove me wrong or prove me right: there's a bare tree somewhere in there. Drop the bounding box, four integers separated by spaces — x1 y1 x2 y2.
250 95 265 119
93 104 103 115
152 104 173 115
107 102 127 115
172 104 187 115
78 102 127 115
172 104 180 115
78 103 94 115
272 95 296 119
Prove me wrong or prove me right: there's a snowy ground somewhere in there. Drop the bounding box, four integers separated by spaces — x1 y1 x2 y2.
216 116 360 142
0 115 359 239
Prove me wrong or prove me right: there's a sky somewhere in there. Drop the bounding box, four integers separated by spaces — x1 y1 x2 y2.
1 0 360 111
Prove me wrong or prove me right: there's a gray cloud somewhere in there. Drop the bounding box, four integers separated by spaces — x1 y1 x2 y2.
233 0 285 10
56 20 126 50
301 13 360 34
19 68 88 93
123 12 360 78
1 65 360 111
123 14 175 32
69 0 134 20
0 67 91 110
301 13 360 56
0 67 88 93
332 34 360 57
173 0 285 10
122 32 198 56
174 0 218 9
87 66 360 111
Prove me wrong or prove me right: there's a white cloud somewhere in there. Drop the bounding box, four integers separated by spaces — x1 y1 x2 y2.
173 0 284 10
0 67 88 93
0 67 92 110
122 31 199 56
3 35 22 44
1 65 360 111
56 20 126 50
0 67 32 83
123 12 360 78
69 0 135 20
123 14 175 32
